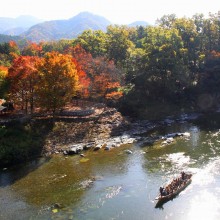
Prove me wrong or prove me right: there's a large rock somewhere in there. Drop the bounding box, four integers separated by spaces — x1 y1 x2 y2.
67 145 84 155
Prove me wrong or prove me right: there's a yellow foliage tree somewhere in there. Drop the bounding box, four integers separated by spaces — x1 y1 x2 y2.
36 52 79 116
0 66 8 98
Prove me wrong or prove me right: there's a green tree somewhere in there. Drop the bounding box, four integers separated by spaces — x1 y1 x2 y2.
106 25 135 66
135 26 190 102
73 30 108 57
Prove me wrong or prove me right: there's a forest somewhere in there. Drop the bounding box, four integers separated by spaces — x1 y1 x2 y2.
0 12 220 118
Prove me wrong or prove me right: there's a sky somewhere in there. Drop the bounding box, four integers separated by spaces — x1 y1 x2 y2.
1 0 220 24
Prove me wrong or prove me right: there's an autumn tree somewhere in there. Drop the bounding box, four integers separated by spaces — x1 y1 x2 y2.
22 42 43 56
36 52 79 116
89 57 123 101
8 56 40 114
67 45 123 101
65 44 93 72
0 66 8 98
0 41 20 66
65 45 91 98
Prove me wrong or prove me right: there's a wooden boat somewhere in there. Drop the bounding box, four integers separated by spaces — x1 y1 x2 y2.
155 173 192 208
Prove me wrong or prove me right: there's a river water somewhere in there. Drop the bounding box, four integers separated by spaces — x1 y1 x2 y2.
1 115 220 220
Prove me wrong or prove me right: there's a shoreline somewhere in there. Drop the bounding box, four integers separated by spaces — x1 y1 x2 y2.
0 105 203 168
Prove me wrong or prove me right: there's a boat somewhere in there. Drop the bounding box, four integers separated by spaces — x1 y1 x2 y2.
155 173 192 208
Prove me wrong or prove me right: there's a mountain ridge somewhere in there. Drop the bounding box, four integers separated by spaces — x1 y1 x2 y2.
0 12 150 43
21 12 112 42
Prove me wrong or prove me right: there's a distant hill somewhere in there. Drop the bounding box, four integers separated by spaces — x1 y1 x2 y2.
0 34 25 44
0 15 43 35
3 27 26 36
22 12 112 42
128 21 149 27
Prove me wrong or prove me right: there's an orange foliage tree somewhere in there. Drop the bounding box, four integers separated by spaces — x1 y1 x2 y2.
8 41 20 59
66 45 91 98
67 45 123 101
89 57 123 101
36 52 79 116
22 42 43 57
8 56 40 114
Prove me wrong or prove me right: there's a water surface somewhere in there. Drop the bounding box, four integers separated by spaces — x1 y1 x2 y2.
1 119 220 220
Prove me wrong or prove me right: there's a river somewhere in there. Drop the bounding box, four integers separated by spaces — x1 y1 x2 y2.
1 114 220 220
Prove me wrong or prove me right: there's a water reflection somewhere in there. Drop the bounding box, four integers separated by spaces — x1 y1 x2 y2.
189 126 200 148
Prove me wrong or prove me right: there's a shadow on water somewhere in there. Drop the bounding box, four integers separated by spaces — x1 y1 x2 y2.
193 112 220 131
0 157 50 188
0 118 55 186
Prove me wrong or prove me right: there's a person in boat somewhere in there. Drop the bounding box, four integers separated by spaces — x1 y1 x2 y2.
181 171 185 180
159 187 166 196
159 187 163 196
165 186 170 195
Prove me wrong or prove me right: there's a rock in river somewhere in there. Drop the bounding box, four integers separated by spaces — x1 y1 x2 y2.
124 149 133 154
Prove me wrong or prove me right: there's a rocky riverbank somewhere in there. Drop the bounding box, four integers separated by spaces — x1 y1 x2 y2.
42 106 201 156
0 104 202 168
42 107 131 155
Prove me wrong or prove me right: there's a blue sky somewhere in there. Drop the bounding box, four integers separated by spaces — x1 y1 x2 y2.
1 0 220 24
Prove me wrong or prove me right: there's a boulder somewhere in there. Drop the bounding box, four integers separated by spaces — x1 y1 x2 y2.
67 145 84 155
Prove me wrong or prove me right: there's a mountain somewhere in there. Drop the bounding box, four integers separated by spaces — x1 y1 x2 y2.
128 21 149 27
3 27 26 36
0 12 150 43
22 12 112 42
0 15 43 35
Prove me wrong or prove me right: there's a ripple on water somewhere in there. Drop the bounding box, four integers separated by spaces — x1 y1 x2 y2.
162 152 196 174
167 152 191 167
192 156 220 186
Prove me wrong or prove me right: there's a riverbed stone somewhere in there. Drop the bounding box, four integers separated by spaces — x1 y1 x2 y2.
80 179 94 188
94 144 103 151
125 149 133 154
104 145 112 150
183 132 190 137
63 150 68 155
83 143 94 150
